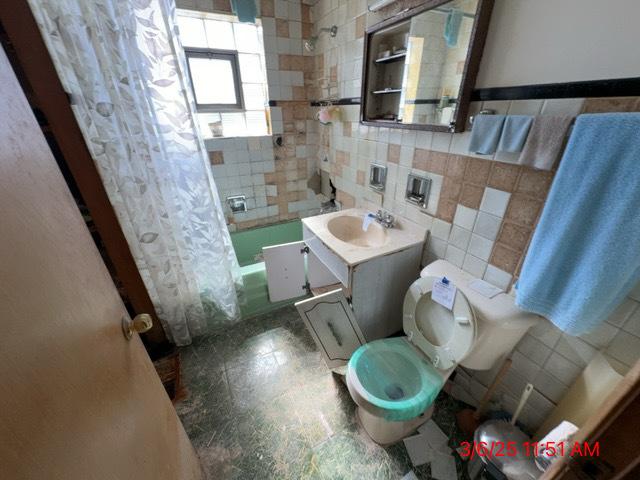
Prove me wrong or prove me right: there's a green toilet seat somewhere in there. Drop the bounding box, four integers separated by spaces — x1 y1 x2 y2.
346 337 445 422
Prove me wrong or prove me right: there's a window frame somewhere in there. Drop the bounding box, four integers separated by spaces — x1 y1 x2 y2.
184 47 245 112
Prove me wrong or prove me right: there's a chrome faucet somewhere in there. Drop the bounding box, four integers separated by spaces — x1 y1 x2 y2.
375 209 395 228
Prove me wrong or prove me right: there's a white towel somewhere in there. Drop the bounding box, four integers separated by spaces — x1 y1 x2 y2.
518 115 573 170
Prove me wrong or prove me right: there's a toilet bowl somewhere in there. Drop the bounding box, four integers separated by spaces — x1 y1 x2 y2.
346 260 539 444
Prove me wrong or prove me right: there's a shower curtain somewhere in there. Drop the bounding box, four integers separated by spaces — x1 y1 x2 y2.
28 0 242 345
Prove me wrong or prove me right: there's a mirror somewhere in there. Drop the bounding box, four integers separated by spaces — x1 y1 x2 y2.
360 0 494 132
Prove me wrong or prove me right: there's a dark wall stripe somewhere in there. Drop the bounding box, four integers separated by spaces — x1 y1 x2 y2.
472 77 640 101
302 77 640 107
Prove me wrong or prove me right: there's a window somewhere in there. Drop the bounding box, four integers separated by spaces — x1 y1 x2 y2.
185 48 244 111
177 10 270 138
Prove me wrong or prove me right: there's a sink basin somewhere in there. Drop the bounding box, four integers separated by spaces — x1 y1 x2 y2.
327 215 388 247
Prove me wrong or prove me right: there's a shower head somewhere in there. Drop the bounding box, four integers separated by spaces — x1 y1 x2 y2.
304 25 338 52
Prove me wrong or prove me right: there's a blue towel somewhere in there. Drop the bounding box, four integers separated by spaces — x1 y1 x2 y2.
231 0 257 23
516 113 640 335
498 115 533 152
468 115 506 155
444 9 463 47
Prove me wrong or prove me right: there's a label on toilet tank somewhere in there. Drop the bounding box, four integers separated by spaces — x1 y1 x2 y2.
432 277 456 310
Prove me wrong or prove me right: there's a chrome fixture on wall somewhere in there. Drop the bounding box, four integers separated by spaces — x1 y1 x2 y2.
304 25 338 52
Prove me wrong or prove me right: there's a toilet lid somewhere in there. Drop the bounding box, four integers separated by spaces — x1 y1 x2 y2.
403 276 476 370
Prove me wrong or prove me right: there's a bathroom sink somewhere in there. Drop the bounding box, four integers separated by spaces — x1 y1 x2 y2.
327 215 388 247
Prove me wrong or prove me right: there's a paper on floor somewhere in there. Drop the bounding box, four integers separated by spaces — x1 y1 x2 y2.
403 434 436 467
417 420 449 450
431 452 457 480
401 471 419 480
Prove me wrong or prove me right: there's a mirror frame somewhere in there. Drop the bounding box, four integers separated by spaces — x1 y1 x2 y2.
359 0 495 133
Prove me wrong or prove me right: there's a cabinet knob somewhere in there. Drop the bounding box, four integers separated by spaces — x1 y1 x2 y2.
122 313 153 340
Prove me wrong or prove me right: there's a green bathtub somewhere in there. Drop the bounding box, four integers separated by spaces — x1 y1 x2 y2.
230 220 306 319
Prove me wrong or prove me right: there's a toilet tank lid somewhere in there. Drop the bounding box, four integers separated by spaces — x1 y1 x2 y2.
420 260 540 329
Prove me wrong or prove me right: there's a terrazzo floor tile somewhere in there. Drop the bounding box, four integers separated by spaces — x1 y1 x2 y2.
176 305 473 479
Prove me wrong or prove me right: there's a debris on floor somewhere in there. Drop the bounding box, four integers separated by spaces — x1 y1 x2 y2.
403 419 458 479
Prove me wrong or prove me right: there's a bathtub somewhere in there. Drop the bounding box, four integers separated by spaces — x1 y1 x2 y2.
230 220 306 318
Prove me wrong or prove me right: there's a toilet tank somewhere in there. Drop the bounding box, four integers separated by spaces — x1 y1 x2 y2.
420 260 540 370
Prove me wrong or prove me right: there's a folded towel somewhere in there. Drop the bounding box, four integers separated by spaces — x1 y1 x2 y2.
231 0 257 23
468 115 506 155
444 9 463 47
497 115 533 152
518 116 573 170
516 113 640 335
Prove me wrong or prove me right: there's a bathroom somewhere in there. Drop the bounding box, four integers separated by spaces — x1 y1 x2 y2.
1 0 639 479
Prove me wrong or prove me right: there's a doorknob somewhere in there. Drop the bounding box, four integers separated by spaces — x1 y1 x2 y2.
122 313 153 340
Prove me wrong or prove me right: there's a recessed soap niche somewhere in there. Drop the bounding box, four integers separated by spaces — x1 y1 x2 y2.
369 163 387 191
405 174 431 209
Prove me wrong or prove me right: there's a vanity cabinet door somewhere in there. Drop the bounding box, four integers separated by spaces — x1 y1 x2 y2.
295 289 366 368
263 241 307 302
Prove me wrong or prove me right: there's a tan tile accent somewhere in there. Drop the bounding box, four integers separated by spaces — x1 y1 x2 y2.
459 183 484 209
581 96 640 113
428 151 448 175
292 86 306 101
357 170 366 186
343 122 352 137
464 158 491 185
330 65 338 83
445 155 468 180
388 144 400 164
488 162 521 192
276 19 289 37
337 190 355 208
260 0 274 17
440 177 462 201
413 148 430 170
356 14 366 39
335 150 350 167
436 199 457 223
497 222 532 252
504 193 544 227
302 22 313 39
490 244 521 274
266 196 278 206
278 54 290 70
516 168 554 198
301 4 311 22
208 150 224 165
213 0 232 13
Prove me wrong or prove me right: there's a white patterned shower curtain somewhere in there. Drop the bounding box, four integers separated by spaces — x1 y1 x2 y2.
28 0 242 345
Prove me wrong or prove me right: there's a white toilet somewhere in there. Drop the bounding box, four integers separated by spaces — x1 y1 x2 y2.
346 260 539 445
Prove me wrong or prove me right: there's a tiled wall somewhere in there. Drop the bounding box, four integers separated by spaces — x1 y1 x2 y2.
311 0 640 432
178 0 321 230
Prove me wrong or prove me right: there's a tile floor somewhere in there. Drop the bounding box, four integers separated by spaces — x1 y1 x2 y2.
176 305 472 479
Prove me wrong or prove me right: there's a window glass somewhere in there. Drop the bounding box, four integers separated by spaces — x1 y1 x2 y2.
188 56 237 105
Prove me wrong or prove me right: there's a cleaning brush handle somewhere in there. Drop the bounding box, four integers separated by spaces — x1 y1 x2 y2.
474 357 512 420
511 383 534 426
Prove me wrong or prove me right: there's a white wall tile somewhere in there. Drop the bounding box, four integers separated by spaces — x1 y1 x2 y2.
462 254 487 278
449 225 472 250
431 218 452 241
606 330 640 367
483 265 512 291
606 298 639 326
516 334 552 366
445 244 465 268
480 188 511 218
528 319 562 348
554 335 597 367
453 205 478 231
468 234 494 261
533 370 569 403
544 352 582 385
473 211 502 240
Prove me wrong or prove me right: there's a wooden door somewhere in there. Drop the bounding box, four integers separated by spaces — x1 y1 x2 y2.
0 47 202 480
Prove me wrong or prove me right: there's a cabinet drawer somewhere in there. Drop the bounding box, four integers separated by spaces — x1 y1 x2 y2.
302 224 349 287
295 289 365 368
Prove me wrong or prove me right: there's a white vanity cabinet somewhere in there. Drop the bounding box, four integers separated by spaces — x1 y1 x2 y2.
263 211 425 368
